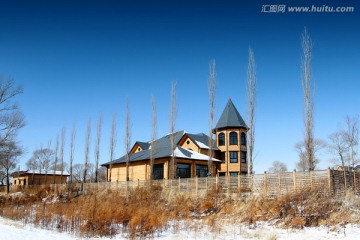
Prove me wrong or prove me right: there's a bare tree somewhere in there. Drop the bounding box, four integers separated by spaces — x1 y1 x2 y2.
328 131 348 169
94 112 103 182
247 47 257 174
150 95 157 180
53 134 59 184
69 122 76 183
125 99 131 181
27 142 54 184
0 77 25 189
344 115 359 168
72 163 94 183
0 140 23 193
301 28 315 171
295 139 326 171
60 126 66 183
169 81 177 179
83 118 91 184
208 59 216 176
268 160 288 174
109 113 117 182
0 77 25 146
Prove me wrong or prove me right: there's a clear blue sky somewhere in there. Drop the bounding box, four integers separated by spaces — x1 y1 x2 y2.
0 0 359 173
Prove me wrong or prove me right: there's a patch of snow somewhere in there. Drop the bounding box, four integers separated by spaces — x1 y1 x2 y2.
195 140 210 149
1 216 360 240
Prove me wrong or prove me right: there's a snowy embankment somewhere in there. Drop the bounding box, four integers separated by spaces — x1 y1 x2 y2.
1 217 360 240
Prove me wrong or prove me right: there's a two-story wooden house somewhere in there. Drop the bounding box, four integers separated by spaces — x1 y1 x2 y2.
101 98 248 181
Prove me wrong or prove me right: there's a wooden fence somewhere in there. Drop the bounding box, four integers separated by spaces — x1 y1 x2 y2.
3 169 360 198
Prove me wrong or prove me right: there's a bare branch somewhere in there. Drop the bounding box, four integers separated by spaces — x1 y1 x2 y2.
150 95 157 180
169 81 177 179
301 27 316 171
83 118 91 183
125 99 131 181
247 47 257 174
208 59 216 176
94 112 103 182
109 113 117 182
69 122 76 183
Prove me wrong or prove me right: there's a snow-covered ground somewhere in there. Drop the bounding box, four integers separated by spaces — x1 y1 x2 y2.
1 216 360 239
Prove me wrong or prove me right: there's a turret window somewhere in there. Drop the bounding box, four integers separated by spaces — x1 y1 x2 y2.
241 151 247 163
230 132 238 145
241 132 246 146
230 151 238 163
218 133 225 146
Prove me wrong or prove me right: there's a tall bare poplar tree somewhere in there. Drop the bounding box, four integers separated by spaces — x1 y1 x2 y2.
60 126 66 183
208 60 216 176
247 47 257 174
125 99 131 181
301 27 315 171
344 115 359 168
109 113 117 182
53 134 59 184
94 112 103 182
69 122 76 183
83 118 91 183
150 95 157 180
169 81 177 179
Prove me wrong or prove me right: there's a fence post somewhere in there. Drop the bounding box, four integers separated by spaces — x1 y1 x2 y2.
310 170 313 188
327 167 332 195
278 173 281 195
205 176 208 193
354 171 357 194
238 174 241 194
196 176 198 197
293 169 297 193
264 171 268 196
227 175 230 198
344 170 347 191
250 174 254 196
178 177 181 193
215 174 218 192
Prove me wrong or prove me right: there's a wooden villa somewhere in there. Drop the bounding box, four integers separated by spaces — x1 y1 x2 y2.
102 99 248 181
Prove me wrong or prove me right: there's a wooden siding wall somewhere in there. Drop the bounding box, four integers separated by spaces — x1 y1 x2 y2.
216 128 248 175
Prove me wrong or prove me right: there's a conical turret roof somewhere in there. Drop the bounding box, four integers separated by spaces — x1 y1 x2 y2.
214 98 247 131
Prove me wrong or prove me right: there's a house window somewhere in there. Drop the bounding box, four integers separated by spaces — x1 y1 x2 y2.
153 164 164 180
177 163 191 178
230 151 238 163
218 133 225 146
241 151 247 163
196 165 208 177
218 152 226 163
14 180 16 185
230 132 238 145
230 172 238 176
241 132 246 146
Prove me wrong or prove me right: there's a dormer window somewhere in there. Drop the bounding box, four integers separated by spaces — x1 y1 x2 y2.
230 132 238 145
218 133 225 146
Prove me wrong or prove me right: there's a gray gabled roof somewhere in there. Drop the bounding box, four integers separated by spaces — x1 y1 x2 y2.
101 130 221 166
187 133 218 150
102 145 221 165
214 98 247 130
136 141 150 150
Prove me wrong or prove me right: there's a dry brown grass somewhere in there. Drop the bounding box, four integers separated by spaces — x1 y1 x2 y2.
1 183 360 238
